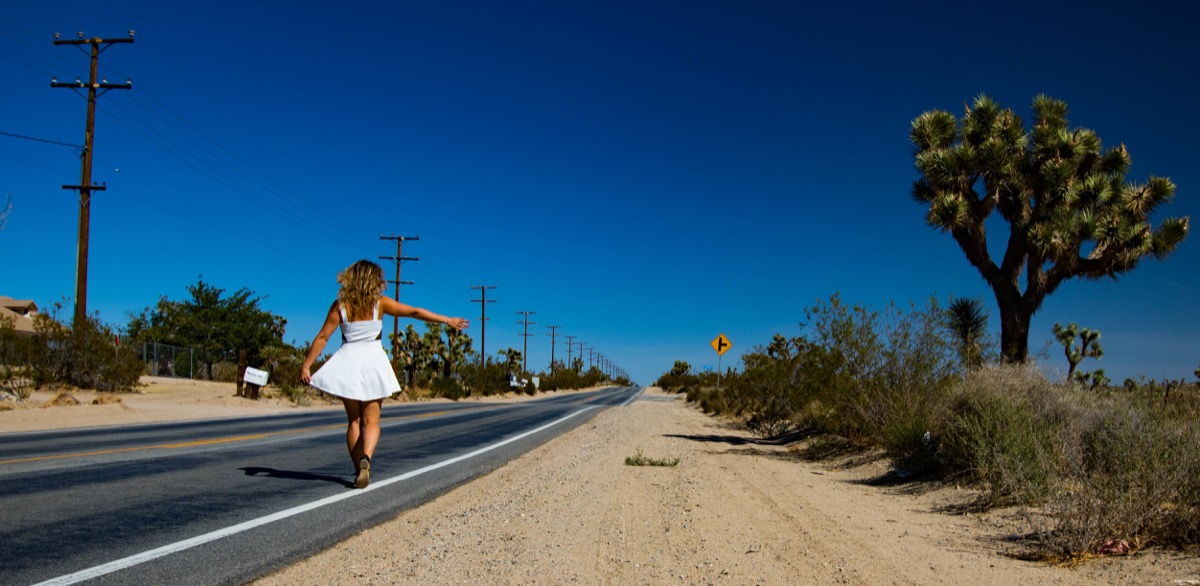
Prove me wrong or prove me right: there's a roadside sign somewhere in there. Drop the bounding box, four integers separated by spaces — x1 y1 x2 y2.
710 333 732 356
243 366 269 386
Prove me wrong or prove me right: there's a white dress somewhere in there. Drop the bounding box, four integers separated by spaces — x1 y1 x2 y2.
309 301 401 401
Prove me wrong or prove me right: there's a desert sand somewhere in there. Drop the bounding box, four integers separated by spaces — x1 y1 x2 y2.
3 378 1197 585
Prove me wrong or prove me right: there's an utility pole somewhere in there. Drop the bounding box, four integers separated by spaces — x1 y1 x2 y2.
516 311 535 375
470 286 496 365
588 347 596 370
545 325 560 373
563 335 576 372
52 31 133 326
379 234 418 366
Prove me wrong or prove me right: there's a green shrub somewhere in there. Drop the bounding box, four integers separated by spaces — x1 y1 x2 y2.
27 308 144 392
935 366 1063 504
170 351 194 378
0 315 34 399
460 361 509 396
941 387 1059 505
430 375 468 400
211 361 238 382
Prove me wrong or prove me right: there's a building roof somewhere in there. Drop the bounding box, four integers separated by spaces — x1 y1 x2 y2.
0 296 39 334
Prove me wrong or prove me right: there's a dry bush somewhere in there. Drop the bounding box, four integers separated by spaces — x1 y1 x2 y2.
938 364 1063 505
211 361 239 382
44 391 81 407
92 393 125 406
1033 401 1200 557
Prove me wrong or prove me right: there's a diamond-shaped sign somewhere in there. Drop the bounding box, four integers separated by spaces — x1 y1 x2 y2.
710 333 732 356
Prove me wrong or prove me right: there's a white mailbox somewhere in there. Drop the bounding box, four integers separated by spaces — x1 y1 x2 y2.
243 366 269 386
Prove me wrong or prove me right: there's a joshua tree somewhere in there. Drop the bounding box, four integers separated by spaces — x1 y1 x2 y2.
499 347 522 377
911 95 1188 363
1052 322 1103 382
946 296 988 373
422 322 447 376
393 324 423 385
442 329 472 378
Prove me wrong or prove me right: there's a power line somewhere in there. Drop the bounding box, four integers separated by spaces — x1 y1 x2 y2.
0 131 82 149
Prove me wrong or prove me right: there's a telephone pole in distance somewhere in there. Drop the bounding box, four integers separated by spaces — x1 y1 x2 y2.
563 335 576 371
52 31 134 326
380 234 418 365
545 325 560 374
516 311 536 375
470 286 496 364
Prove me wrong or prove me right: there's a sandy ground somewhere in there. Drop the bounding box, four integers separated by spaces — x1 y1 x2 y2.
3 380 1198 585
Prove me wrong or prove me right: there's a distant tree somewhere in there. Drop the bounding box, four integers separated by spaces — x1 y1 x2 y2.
1077 368 1110 390
498 347 522 377
421 322 447 376
443 329 472 378
911 95 1189 363
126 277 286 374
669 360 691 377
945 296 988 373
392 324 422 384
1052 322 1103 382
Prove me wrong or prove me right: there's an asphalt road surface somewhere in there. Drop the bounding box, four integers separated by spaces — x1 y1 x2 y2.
0 386 642 585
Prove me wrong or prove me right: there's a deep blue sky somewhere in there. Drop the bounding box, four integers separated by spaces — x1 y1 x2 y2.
3 1 1197 385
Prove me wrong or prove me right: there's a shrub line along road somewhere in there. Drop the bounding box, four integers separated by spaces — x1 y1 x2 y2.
0 387 642 585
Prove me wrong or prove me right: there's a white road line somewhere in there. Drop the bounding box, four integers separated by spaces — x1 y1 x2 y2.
34 405 599 586
619 387 643 407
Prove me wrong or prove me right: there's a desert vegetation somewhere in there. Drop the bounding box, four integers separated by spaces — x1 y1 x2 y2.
656 293 1199 560
2 276 627 406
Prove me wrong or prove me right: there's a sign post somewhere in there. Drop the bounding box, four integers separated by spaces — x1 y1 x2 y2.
710 333 732 391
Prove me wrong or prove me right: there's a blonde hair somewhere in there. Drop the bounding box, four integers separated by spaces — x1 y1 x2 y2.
337 260 386 320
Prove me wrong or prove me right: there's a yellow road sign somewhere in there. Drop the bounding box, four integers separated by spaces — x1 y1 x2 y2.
710 333 732 356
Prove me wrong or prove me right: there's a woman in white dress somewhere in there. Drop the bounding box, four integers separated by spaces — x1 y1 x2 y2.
300 260 469 488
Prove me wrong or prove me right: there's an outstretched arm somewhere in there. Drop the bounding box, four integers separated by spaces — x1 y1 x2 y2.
300 300 341 384
380 296 469 331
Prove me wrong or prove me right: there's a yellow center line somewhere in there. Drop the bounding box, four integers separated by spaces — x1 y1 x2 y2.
0 408 464 466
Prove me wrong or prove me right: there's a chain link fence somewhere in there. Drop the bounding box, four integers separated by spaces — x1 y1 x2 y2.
142 342 195 379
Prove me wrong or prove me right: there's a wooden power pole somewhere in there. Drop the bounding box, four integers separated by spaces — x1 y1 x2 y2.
516 311 536 375
51 31 134 326
470 286 496 365
545 324 560 374
379 234 418 365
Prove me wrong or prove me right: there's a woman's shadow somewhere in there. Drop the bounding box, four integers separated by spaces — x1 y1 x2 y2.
240 467 354 488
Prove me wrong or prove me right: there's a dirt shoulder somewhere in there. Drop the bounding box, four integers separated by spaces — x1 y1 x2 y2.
253 387 1197 586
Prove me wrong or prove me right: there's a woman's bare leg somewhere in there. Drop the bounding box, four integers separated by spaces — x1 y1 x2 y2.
342 398 364 467
359 399 383 461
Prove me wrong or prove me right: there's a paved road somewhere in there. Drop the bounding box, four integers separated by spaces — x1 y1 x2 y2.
0 386 642 585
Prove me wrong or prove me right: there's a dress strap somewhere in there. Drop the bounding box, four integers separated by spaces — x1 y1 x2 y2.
338 302 348 323
373 300 381 320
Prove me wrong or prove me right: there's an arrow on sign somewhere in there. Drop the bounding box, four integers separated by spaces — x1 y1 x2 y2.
710 333 731 356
